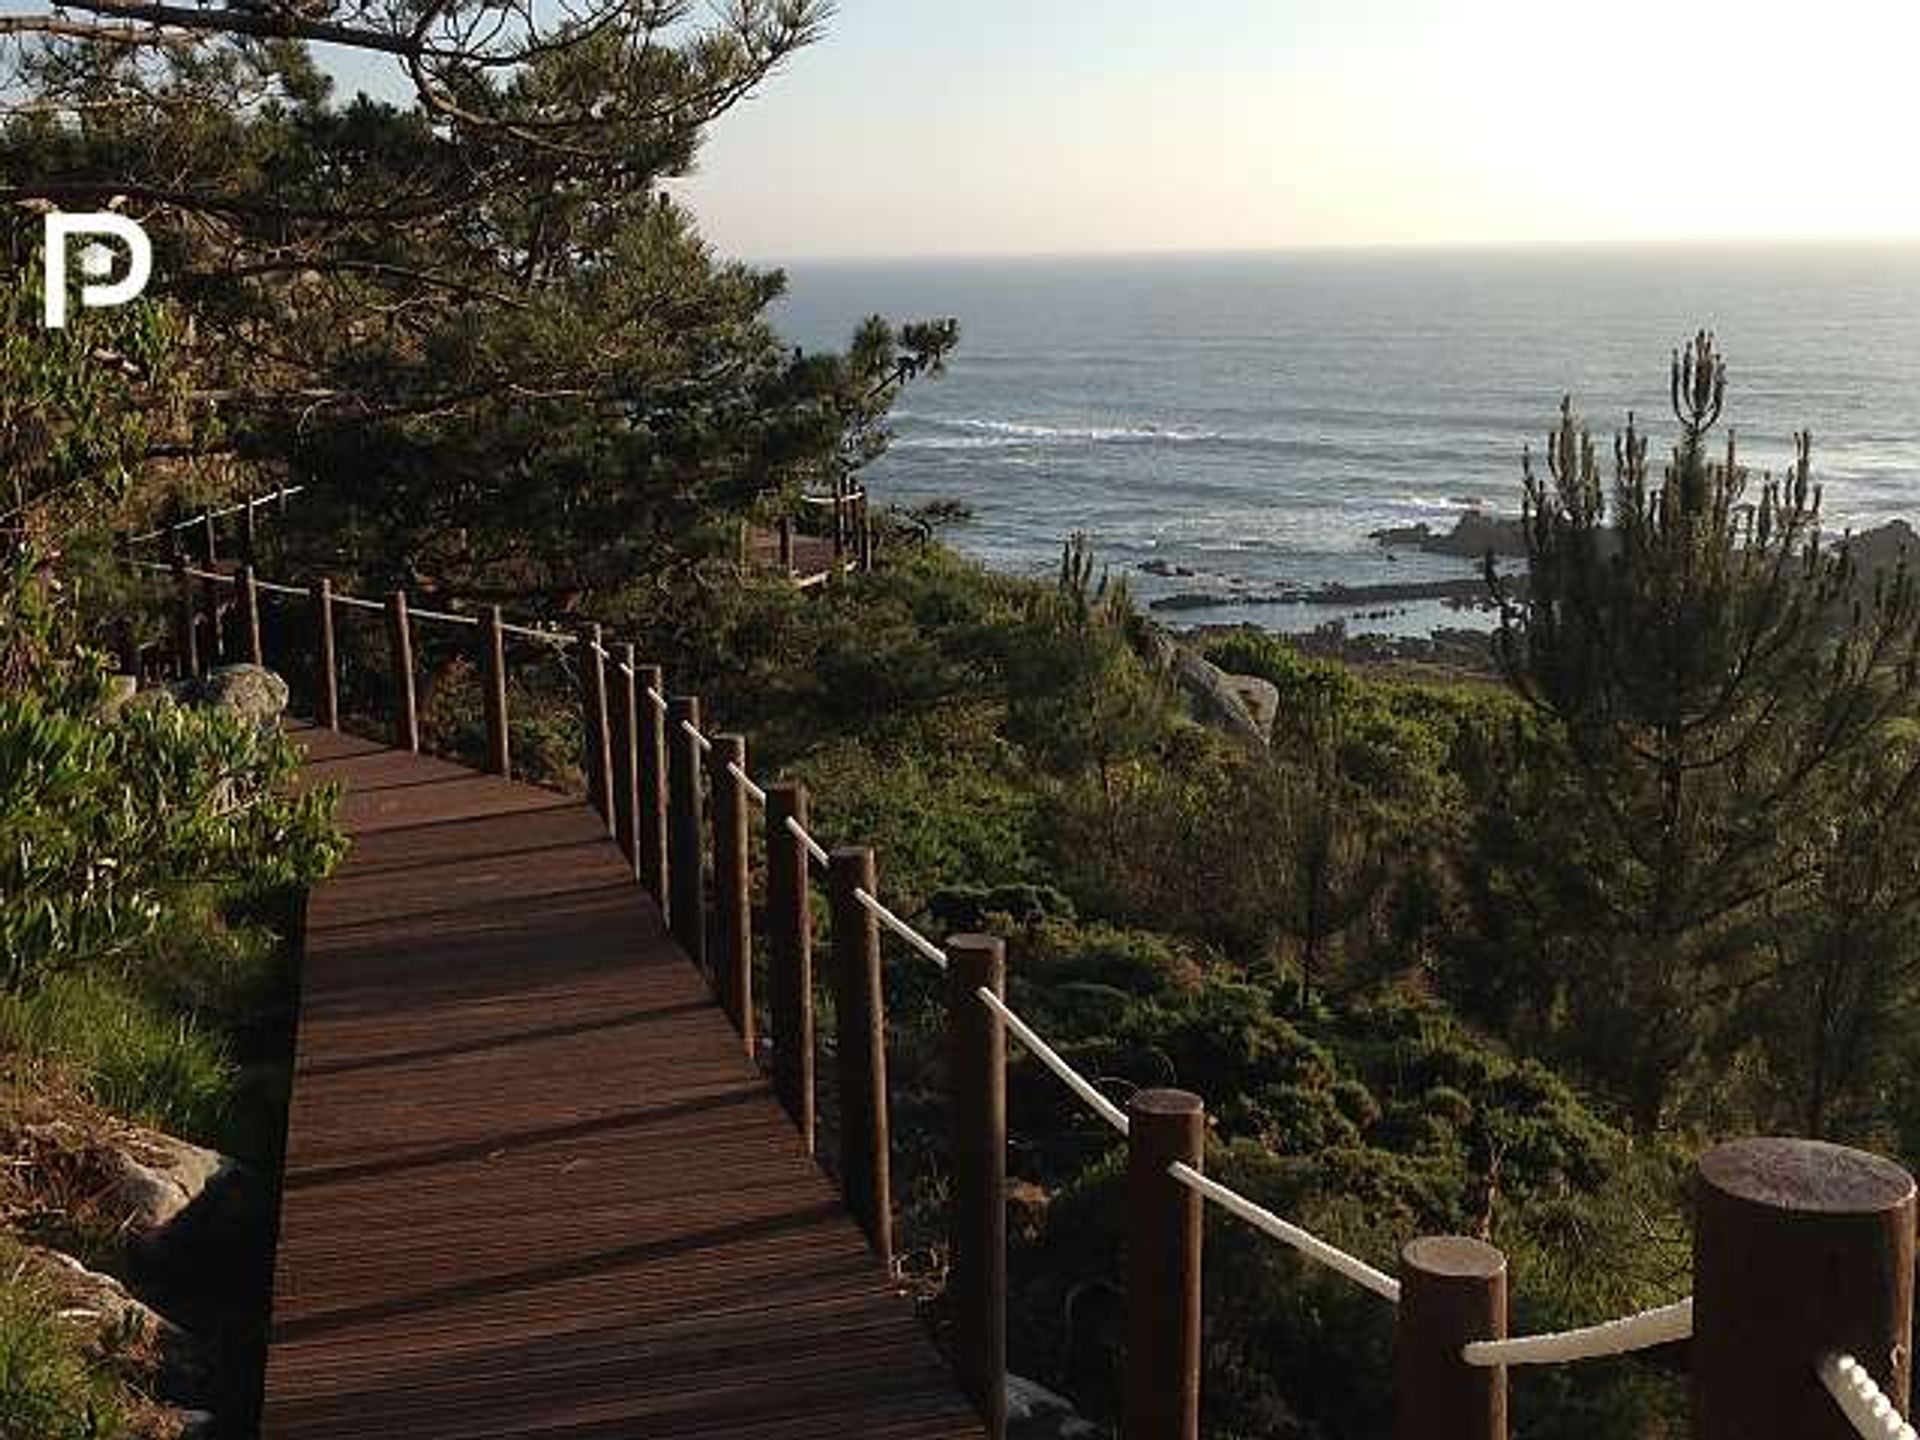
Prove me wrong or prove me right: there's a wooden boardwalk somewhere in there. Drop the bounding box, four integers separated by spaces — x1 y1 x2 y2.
262 726 984 1439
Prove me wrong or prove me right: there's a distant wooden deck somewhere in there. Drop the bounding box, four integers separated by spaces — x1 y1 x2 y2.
262 726 983 1439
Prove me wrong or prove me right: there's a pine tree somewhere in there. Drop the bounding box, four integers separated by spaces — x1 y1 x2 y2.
1487 333 1920 1126
0 2 955 603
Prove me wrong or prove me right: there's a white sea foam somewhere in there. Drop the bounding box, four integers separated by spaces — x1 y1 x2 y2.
898 416 1228 447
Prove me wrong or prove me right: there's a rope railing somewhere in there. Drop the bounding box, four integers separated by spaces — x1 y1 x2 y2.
727 761 768 807
127 484 305 544
681 718 713 754
976 986 1131 1135
785 814 830 867
1167 1160 1402 1302
852 886 948 969
1462 1298 1692 1367
1820 1354 1919 1440
795 487 866 509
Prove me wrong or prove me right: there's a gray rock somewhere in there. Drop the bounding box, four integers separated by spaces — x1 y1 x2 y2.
1133 622 1269 748
1224 673 1280 743
1007 1375 1102 1439
1169 645 1268 749
32 1248 211 1405
109 1133 270 1291
191 663 289 728
107 1132 229 1235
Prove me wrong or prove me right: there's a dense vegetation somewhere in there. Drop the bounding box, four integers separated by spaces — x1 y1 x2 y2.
6 1 1920 1436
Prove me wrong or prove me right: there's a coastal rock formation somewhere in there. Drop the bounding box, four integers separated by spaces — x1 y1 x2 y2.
1369 508 1527 559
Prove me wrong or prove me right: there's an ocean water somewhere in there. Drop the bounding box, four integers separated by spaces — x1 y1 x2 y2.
772 245 1920 634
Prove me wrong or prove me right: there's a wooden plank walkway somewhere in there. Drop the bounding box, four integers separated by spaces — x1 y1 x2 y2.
261 726 984 1439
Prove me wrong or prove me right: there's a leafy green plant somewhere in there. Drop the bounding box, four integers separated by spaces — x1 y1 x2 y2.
0 678 342 988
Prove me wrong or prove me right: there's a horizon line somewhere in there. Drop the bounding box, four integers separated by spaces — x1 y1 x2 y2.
735 234 1920 268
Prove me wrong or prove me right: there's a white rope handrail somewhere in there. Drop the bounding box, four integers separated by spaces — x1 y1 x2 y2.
406 603 479 629
332 592 385 613
170 563 232 584
254 577 307 598
853 887 948 969
1820 1353 1919 1440
681 718 713 753
1167 1161 1402 1303
977 987 1130 1135
785 815 830 867
129 484 305 542
727 762 768 806
498 619 575 646
646 686 668 713
1463 1298 1691 1367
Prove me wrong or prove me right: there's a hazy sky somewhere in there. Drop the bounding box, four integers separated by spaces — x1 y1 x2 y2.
669 0 1920 261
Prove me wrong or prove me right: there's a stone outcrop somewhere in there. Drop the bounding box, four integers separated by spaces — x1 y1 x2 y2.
1136 623 1270 748
1369 508 1527 559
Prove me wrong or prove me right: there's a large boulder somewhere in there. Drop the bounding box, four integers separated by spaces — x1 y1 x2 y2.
1224 673 1280 743
188 663 289 728
1136 622 1274 748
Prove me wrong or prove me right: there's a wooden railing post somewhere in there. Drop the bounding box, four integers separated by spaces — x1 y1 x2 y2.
828 846 892 1262
1127 1088 1205 1440
947 933 1007 1440
1694 1137 1916 1439
240 489 258 564
238 563 263 666
614 643 642 877
199 506 217 566
200 566 224 665
766 780 815 1148
581 623 614 832
666 695 707 970
171 554 199 678
1396 1237 1508 1440
832 479 847 568
636 664 669 909
386 589 418 752
481 605 510 776
778 515 795 574
311 578 338 730
712 734 754 1052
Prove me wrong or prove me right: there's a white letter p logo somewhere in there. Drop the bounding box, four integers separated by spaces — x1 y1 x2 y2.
44 213 152 329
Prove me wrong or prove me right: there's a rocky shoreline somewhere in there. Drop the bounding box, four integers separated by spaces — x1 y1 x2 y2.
1139 512 1919 627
